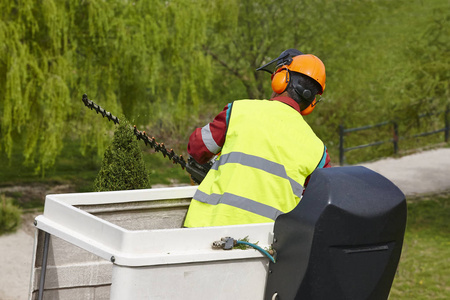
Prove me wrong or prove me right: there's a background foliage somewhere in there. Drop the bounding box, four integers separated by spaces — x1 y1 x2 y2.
0 0 449 177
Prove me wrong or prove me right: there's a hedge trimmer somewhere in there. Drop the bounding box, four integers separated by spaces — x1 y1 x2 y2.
81 94 211 184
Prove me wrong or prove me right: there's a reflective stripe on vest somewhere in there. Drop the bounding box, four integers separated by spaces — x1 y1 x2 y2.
193 189 283 220
210 152 304 198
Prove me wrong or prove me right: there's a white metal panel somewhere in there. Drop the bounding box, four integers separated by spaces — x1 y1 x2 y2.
110 259 269 300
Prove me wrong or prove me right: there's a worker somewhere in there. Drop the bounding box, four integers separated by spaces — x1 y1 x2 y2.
184 49 331 227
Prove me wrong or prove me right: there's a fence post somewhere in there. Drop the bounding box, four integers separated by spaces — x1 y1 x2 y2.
392 121 399 154
445 105 449 143
339 124 345 165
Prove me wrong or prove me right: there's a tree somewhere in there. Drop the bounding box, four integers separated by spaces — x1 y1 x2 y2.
0 0 212 174
399 9 449 114
94 118 150 191
201 0 391 101
1 0 448 176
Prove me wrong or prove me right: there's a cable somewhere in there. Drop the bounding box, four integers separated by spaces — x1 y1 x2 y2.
236 240 276 264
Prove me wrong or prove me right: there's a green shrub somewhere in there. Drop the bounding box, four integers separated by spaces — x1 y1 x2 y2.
94 119 151 191
0 194 22 235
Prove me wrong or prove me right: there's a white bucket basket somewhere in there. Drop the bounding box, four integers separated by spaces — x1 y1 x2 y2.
29 186 273 300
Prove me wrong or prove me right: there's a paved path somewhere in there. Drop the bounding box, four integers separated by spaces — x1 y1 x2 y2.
360 148 450 196
1 148 449 299
0 230 35 300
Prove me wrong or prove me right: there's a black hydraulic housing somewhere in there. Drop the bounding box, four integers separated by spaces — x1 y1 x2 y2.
264 166 407 300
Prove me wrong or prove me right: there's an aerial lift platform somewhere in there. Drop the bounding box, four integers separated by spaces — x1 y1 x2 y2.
29 166 406 299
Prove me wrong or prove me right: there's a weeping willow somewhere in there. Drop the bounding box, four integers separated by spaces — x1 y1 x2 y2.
0 0 212 174
1 0 447 175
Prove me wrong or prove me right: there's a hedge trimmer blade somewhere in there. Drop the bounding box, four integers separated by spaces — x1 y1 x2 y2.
82 94 120 125
81 94 211 184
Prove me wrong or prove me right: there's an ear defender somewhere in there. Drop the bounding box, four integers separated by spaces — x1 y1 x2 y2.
271 69 290 94
293 82 314 102
300 98 317 116
293 81 317 116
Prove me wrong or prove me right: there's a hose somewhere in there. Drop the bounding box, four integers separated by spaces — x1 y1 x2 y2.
236 240 276 264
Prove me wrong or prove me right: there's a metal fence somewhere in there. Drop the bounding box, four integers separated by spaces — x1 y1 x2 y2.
339 107 450 165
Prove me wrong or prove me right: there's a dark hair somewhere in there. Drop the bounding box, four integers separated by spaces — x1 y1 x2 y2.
286 72 321 106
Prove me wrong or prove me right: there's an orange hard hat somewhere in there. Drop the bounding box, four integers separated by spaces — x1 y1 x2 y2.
276 54 326 94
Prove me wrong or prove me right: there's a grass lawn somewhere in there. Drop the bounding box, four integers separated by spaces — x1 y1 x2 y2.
390 193 450 299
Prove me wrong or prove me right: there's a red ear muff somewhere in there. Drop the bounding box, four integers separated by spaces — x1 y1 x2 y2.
300 98 317 116
271 69 290 94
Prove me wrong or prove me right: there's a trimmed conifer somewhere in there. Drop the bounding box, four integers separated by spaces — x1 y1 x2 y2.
94 119 150 191
0 195 22 235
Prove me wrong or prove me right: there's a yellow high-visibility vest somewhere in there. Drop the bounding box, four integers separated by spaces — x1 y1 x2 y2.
184 100 326 227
